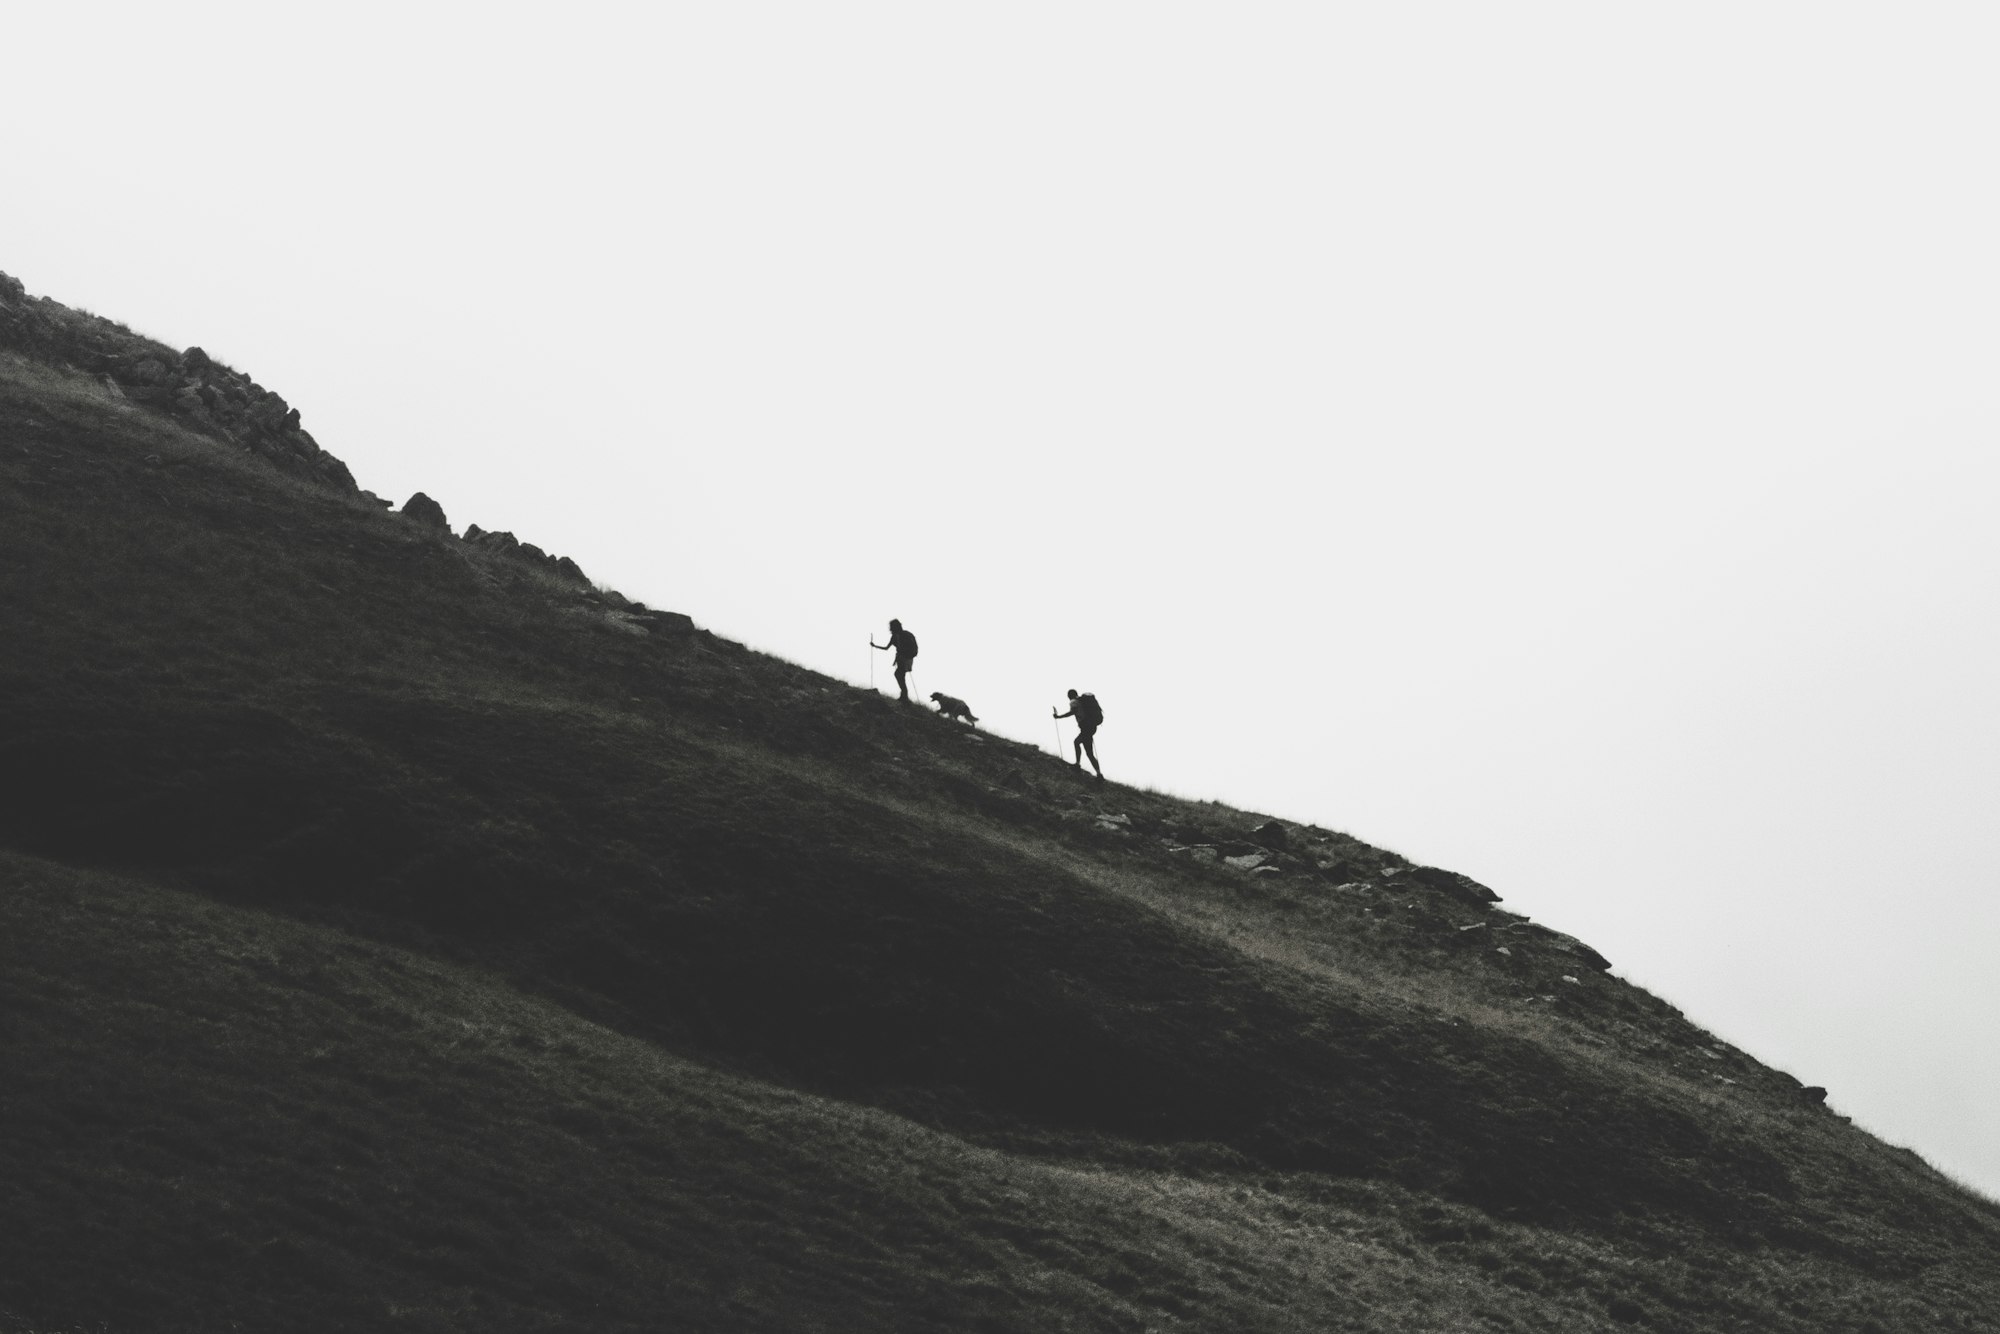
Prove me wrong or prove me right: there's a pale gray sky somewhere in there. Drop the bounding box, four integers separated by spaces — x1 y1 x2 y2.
10 2 1998 1199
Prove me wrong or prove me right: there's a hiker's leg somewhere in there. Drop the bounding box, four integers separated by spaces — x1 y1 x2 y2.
1083 732 1102 776
894 664 909 700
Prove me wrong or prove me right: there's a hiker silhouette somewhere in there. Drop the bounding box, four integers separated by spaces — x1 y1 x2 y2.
871 619 919 701
1053 688 1104 780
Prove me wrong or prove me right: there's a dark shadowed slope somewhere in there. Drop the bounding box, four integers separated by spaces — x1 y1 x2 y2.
4 277 1998 1333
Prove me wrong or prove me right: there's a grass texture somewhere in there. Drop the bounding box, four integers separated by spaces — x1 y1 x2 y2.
2 346 1997 1332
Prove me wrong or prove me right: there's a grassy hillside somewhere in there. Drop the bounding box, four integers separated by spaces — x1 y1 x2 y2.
4 290 1998 1332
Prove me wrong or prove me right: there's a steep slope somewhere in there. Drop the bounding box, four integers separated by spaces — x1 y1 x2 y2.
4 279 1997 1333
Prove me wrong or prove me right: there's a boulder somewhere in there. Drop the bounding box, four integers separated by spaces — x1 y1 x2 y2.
1406 865 1502 906
1551 935 1612 972
640 610 696 635
1250 821 1291 851
1225 852 1269 871
400 492 450 530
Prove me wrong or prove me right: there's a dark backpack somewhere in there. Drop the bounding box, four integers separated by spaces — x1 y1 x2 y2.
899 629 918 658
1074 693 1102 727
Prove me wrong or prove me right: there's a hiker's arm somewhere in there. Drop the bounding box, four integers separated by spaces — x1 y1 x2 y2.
1053 706 1071 719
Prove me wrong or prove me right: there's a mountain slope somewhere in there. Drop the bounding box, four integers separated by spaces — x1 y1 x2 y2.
4 277 1997 1333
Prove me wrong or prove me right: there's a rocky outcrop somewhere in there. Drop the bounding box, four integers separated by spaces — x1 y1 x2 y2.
463 524 590 587
0 271 356 491
400 492 450 530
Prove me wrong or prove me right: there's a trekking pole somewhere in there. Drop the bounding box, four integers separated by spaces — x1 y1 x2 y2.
869 640 875 690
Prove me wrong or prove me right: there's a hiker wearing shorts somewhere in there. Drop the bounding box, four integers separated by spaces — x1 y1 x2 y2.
872 619 918 701
1053 688 1104 780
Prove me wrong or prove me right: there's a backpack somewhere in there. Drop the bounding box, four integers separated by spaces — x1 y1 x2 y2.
1074 693 1102 727
899 629 918 658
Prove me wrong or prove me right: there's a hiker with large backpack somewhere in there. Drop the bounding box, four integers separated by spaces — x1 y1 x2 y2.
871 618 919 701
1053 688 1104 780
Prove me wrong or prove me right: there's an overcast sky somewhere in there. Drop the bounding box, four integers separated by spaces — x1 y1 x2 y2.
10 3 1998 1200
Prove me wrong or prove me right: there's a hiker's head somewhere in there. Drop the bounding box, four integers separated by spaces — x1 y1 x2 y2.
889 619 902 631
1066 689 1078 700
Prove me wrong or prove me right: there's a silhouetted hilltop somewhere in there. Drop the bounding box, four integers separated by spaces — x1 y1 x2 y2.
0 271 355 492
3 277 1996 1333
0 272 592 588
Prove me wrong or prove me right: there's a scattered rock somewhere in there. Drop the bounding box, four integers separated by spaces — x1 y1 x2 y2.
461 523 591 587
1224 852 1269 871
1561 975 1581 985
1801 1086 1829 1105
401 492 450 530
